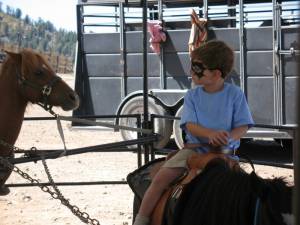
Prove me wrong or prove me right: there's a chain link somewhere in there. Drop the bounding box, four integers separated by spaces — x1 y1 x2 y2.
0 139 40 160
0 110 100 224
0 153 101 225
0 106 120 225
0 139 23 153
41 156 100 225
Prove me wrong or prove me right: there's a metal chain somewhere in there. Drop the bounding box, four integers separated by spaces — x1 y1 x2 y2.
0 139 39 160
41 156 101 225
0 139 24 153
0 156 101 225
0 107 100 224
0 108 107 225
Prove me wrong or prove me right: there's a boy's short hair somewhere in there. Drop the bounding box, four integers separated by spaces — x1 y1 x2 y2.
191 40 234 78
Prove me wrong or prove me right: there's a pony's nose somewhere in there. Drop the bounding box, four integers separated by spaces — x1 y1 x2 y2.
69 92 76 101
68 92 80 109
61 91 80 111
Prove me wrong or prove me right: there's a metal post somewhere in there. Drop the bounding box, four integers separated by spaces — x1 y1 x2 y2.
295 13 300 225
115 6 118 32
158 0 166 89
203 0 208 20
150 114 155 161
239 0 246 94
142 0 150 164
227 0 236 27
137 115 142 167
273 0 281 125
74 4 86 116
120 2 128 98
276 0 286 126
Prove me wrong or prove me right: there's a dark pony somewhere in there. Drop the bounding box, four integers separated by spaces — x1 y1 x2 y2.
172 158 293 225
0 49 80 195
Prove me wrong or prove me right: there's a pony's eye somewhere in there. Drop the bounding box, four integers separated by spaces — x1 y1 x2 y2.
35 69 44 76
34 64 54 77
35 64 48 76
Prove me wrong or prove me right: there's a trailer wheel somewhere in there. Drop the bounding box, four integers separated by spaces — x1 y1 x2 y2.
119 96 172 149
173 105 184 149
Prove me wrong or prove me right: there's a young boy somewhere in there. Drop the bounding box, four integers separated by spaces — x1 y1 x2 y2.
133 40 254 225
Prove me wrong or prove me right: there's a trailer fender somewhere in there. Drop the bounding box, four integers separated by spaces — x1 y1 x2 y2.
116 93 173 149
173 105 185 149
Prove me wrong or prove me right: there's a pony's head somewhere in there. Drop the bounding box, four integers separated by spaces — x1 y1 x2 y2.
3 49 79 111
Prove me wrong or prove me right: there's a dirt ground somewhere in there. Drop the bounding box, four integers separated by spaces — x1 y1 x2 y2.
0 74 294 225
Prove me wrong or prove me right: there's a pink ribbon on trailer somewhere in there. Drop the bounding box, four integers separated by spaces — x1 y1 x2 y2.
147 20 167 55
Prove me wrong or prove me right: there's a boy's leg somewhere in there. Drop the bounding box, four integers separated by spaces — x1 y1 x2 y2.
138 167 184 215
133 149 196 225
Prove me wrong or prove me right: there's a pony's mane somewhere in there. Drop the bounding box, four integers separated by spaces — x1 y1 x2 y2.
172 158 291 225
21 49 52 71
0 49 52 79
0 53 11 78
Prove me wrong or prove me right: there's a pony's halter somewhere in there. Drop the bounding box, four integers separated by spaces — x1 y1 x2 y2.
16 69 62 111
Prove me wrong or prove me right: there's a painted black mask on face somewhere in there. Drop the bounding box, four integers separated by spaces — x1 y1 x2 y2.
191 61 208 78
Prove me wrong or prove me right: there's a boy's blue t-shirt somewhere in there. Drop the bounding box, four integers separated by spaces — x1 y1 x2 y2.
180 83 254 153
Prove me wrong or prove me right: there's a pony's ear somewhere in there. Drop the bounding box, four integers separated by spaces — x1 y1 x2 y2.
5 51 22 66
250 172 268 200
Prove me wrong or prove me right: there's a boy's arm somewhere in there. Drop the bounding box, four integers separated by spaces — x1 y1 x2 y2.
230 125 249 141
186 122 229 146
186 123 249 145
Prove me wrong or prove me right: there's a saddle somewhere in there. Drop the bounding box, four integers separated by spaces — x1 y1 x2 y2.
127 151 239 225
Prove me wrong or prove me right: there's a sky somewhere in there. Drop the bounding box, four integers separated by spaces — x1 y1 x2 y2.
3 0 77 31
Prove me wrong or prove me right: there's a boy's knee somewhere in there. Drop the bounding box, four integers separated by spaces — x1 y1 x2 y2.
151 168 184 188
150 175 169 189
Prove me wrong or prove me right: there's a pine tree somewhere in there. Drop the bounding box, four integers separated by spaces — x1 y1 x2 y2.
24 15 31 24
15 8 22 18
0 3 77 72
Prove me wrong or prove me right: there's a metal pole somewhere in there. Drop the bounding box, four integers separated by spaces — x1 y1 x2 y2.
74 4 86 116
227 0 236 27
295 11 300 224
239 0 246 94
8 135 158 164
137 115 142 167
142 0 149 120
120 2 128 98
7 181 128 187
158 0 166 89
142 0 150 164
203 0 208 20
272 0 281 125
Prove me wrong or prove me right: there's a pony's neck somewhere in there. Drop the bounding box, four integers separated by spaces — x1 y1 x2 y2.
0 74 28 155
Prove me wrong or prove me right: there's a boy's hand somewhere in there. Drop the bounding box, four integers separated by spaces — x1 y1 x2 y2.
208 130 230 146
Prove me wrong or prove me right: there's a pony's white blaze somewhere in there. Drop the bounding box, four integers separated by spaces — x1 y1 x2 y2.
282 213 294 225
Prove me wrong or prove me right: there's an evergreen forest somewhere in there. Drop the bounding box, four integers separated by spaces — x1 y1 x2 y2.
0 2 77 60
